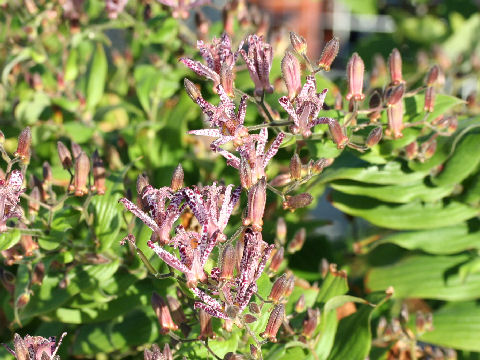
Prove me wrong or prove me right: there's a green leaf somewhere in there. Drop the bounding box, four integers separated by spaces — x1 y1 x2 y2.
420 301 480 351
0 229 21 251
368 224 480 255
15 92 51 125
86 43 108 110
64 47 79 82
331 192 478 230
316 271 348 304
443 13 480 60
366 254 480 301
63 122 95 144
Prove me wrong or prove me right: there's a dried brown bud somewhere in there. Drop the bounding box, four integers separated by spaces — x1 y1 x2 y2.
269 247 284 272
92 150 106 195
57 141 73 169
384 83 405 106
290 32 307 56
388 48 403 85
199 308 215 339
317 37 339 71
366 127 383 148
289 153 302 180
219 244 236 280
244 314 257 323
73 152 90 196
167 295 187 324
425 65 439 86
184 78 202 102
249 302 261 314
244 177 266 231
261 304 285 342
302 308 320 338
283 193 313 212
170 164 184 191
288 228 306 253
15 127 31 163
295 294 305 313
346 53 365 101
152 292 178 334
282 52 301 100
42 162 52 184
268 274 288 303
424 86 435 112
369 91 382 110
32 262 45 286
71 141 82 160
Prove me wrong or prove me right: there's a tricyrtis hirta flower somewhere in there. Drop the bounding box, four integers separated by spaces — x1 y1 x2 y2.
279 75 332 138
158 0 210 19
105 0 128 19
240 34 274 96
0 170 25 233
4 333 67 360
181 33 240 95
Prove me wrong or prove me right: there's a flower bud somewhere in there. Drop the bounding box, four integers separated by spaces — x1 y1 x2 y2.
425 65 439 86
249 302 261 314
328 119 348 149
386 102 404 139
167 295 187 324
219 244 236 280
184 78 202 102
405 141 418 160
57 141 73 169
317 37 339 71
290 32 307 56
302 308 320 338
334 92 343 110
311 158 329 174
295 294 305 313
224 353 245 360
250 344 258 358
289 153 302 180
447 116 458 133
366 127 383 148
71 141 82 160
144 344 162 360
369 90 382 110
170 164 184 191
425 312 433 331
388 48 403 85
42 161 52 184
73 152 90 196
244 177 266 231
221 63 234 98
269 247 284 272
240 157 253 189
321 258 329 278
136 173 149 195
467 91 476 109
16 292 30 309
32 261 45 286
269 173 291 187
268 274 288 303
261 304 285 342
29 186 41 215
244 314 257 323
20 224 38 256
416 311 425 334
15 127 31 163
152 292 178 334
400 303 409 324
346 53 365 101
422 139 437 160
282 52 301 100
384 83 405 106
163 344 173 360
284 274 295 297
283 193 313 212
424 86 435 112
199 308 215 339
92 150 106 195
288 228 306 253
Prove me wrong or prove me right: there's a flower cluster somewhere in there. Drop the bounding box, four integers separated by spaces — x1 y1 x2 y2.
3 333 67 360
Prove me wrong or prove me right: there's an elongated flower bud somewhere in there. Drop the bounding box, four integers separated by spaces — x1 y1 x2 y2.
73 152 90 196
167 295 187 324
388 48 403 85
334 92 343 110
32 261 45 286
170 164 184 191
317 37 339 71
366 127 383 148
282 52 301 100
424 86 435 112
290 32 307 56
57 141 73 169
244 177 266 231
302 308 320 338
269 247 284 272
92 150 106 195
288 228 306 253
328 119 349 149
286 274 296 297
289 153 302 180
295 294 305 313
261 304 285 342
219 244 236 280
467 91 476 109
221 63 234 98
136 173 149 196
346 53 365 101
249 302 261 314
235 236 244 273
311 158 329 174
240 157 253 189
268 274 288 303
184 78 202 102
71 141 82 160
42 161 52 184
386 102 404 139
29 186 41 215
405 141 419 160
276 217 287 245
425 65 439 86
269 173 291 187
384 83 405 106
244 314 257 323
199 308 215 339
283 193 313 212
15 127 31 163
422 139 437 160
152 292 178 334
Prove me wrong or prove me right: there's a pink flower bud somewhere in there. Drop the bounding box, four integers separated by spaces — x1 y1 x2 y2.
268 274 288 303
302 308 320 338
92 150 106 195
317 37 339 71
152 292 178 334
269 173 291 187
167 295 187 324
199 308 215 339
29 186 41 215
261 304 285 342
424 86 435 112
244 314 257 323
71 141 82 160
388 48 403 85
57 141 73 170
295 294 305 313
366 127 383 148
405 141 419 160
329 119 349 149
219 244 236 280
288 228 306 253
425 65 439 86
240 157 253 189
269 247 284 272
221 63 235 97
73 152 90 196
334 92 343 110
32 261 45 286
310 158 329 174
467 91 476 109
170 164 184 191
184 78 202 102
283 194 313 212
15 127 31 163
386 102 404 139
422 139 437 160
290 32 307 56
43 161 52 184
244 177 266 231
346 53 365 101
284 274 295 297
250 344 258 358
289 153 302 180
276 217 287 245
249 302 261 314
282 52 301 100
384 83 405 106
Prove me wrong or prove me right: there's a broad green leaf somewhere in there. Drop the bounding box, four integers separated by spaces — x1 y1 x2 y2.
367 224 480 255
332 192 478 230
86 43 108 109
443 13 480 60
462 171 480 205
15 92 51 125
420 301 480 351
330 180 453 204
0 229 21 251
64 47 79 81
366 254 480 301
316 271 348 304
63 122 95 143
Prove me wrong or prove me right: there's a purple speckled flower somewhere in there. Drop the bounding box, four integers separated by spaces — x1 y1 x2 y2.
4 333 67 360
240 34 274 96
0 170 25 233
